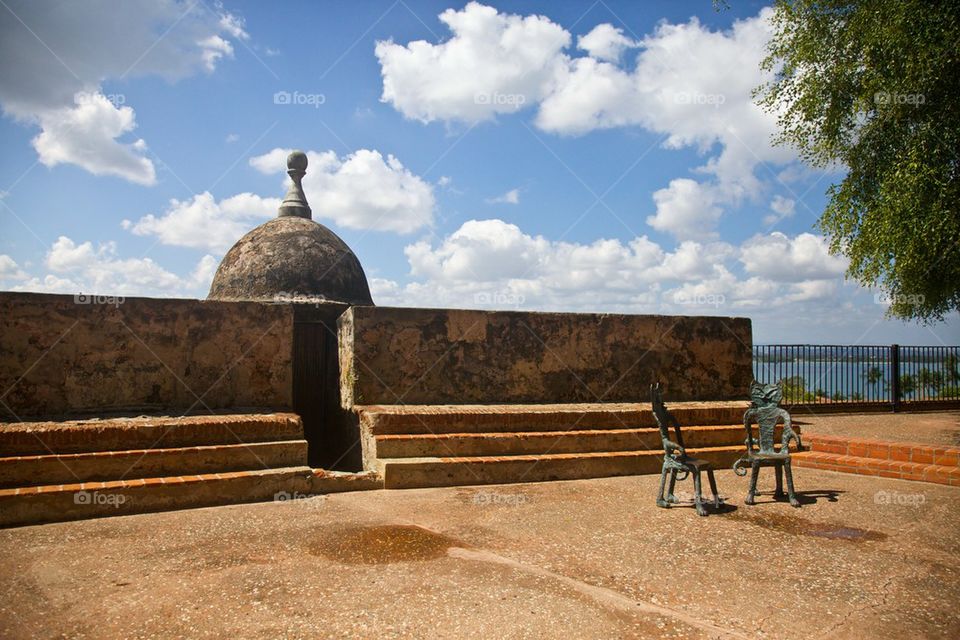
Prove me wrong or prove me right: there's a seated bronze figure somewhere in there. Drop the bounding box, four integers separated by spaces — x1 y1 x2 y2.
733 381 803 507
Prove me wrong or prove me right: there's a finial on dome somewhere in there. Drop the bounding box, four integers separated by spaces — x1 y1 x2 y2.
278 150 312 219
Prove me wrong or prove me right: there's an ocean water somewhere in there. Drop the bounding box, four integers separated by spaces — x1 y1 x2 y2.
752 356 958 401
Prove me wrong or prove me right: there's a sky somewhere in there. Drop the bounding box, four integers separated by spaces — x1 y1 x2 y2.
0 0 957 346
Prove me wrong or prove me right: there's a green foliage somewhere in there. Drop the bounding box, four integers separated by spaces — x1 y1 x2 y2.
864 365 884 386
899 373 916 398
944 355 960 383
757 0 960 321
778 376 817 402
941 385 960 399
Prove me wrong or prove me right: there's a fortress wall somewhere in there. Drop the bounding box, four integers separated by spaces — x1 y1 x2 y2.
339 306 753 406
0 292 295 419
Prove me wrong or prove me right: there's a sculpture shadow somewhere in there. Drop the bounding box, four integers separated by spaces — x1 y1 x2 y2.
740 488 844 506
664 497 739 515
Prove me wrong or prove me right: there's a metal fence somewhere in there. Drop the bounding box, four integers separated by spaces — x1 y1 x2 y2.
752 344 960 410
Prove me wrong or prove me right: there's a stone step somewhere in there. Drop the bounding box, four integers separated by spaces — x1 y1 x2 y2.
793 451 960 486
0 466 316 528
0 468 386 528
0 413 304 456
0 440 308 488
379 445 746 489
358 402 751 435
803 434 959 466
374 425 797 458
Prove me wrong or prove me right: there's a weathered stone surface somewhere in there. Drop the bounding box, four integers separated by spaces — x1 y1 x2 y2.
0 293 295 419
339 307 753 406
208 217 373 305
0 412 304 455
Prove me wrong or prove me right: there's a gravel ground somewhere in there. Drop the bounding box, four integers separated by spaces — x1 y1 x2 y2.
1 467 958 639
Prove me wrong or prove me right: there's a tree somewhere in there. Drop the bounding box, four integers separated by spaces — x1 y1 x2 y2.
899 373 916 399
756 0 960 321
944 354 960 384
916 367 943 399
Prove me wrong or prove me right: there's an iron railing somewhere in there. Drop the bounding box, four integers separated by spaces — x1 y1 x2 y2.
752 344 960 410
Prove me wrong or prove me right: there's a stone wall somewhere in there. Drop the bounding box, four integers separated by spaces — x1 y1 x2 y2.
0 292 295 419
338 306 753 406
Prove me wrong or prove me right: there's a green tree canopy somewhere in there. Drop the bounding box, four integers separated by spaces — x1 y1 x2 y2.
756 0 960 321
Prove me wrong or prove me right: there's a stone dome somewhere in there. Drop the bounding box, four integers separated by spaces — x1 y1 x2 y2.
207 217 373 304
207 150 374 305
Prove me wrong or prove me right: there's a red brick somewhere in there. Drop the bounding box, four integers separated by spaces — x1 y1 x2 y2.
933 450 959 466
911 449 934 464
889 445 912 462
866 443 891 459
847 443 869 457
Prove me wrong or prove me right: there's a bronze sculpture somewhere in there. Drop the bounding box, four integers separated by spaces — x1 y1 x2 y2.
651 383 722 516
734 381 802 507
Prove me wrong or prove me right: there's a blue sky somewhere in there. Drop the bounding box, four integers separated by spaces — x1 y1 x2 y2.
0 0 956 345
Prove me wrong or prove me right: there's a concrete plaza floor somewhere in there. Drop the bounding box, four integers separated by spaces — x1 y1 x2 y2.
1 467 958 639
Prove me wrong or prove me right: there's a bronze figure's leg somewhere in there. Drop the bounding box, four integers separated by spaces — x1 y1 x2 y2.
784 459 800 508
656 464 669 508
667 469 679 503
745 463 760 505
693 469 707 516
707 470 721 508
774 462 784 499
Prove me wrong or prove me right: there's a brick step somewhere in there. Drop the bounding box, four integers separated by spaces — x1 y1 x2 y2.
793 451 960 486
0 440 308 488
358 402 750 435
804 435 959 466
0 413 304 456
379 445 746 489
374 425 797 459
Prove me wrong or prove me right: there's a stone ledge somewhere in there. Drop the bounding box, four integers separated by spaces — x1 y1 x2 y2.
0 412 303 455
357 401 751 435
0 467 384 528
0 440 308 487
379 445 746 489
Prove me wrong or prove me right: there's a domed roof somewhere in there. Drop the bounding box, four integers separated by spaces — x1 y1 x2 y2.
207 151 374 305
207 216 373 304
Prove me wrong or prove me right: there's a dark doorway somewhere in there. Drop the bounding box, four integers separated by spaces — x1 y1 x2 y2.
292 303 361 470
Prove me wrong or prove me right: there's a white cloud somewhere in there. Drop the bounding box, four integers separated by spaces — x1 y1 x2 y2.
577 24 638 62
32 93 156 185
762 195 796 226
740 232 848 282
535 8 791 214
4 236 215 297
375 1 569 123
0 0 247 184
225 133 240 143
487 188 520 204
372 219 852 317
645 178 721 241
249 148 435 233
375 5 797 240
124 192 279 252
0 255 28 281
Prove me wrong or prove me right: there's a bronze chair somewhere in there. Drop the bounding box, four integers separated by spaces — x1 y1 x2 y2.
733 381 802 507
651 383 721 516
